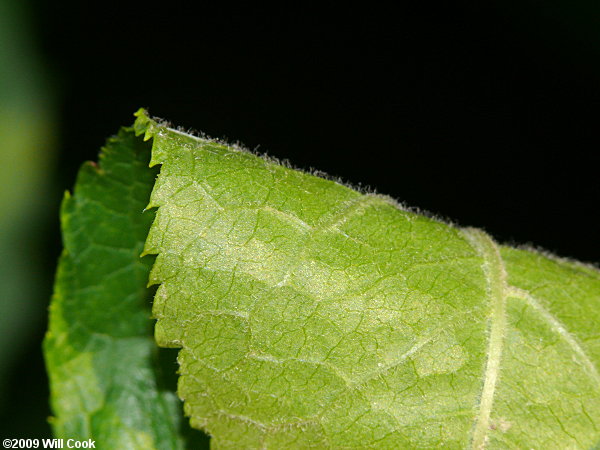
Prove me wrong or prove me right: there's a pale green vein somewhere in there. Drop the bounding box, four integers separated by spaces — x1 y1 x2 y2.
315 194 392 231
463 228 508 450
507 285 600 387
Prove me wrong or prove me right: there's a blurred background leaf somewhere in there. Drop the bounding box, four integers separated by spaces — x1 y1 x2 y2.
0 0 55 437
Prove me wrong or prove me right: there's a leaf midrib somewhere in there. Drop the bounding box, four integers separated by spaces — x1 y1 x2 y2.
463 228 509 450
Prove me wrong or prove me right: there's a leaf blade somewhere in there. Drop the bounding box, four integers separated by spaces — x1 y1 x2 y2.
135 109 600 448
44 129 188 449
136 112 490 448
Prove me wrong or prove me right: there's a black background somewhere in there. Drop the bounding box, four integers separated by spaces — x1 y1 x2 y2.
5 0 600 438
42 2 599 260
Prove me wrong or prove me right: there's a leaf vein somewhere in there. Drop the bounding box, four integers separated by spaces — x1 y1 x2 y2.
507 285 600 388
463 228 508 450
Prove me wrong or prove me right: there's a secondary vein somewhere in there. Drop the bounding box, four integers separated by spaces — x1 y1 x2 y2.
463 228 508 450
508 286 600 387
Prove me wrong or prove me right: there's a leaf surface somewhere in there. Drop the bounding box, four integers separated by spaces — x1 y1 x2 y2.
44 129 189 449
134 110 600 449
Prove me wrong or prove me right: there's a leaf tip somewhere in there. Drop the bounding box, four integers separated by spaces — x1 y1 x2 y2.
133 107 154 140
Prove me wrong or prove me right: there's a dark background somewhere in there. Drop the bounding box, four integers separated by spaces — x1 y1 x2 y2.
3 0 599 439
46 2 600 259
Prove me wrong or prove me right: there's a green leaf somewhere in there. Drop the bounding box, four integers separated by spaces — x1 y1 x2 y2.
134 109 600 449
44 129 189 449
